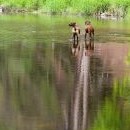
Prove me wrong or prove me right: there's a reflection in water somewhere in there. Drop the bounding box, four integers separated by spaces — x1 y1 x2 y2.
84 39 94 56
71 40 80 56
69 40 94 130
0 15 130 130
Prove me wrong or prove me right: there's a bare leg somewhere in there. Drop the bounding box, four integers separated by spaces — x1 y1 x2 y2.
85 33 87 40
89 33 92 40
73 33 76 43
77 35 78 42
92 32 94 39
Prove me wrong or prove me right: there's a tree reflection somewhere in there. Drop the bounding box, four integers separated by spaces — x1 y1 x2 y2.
91 78 130 130
0 39 129 130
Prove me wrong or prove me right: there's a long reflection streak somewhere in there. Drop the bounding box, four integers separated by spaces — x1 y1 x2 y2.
73 45 90 130
73 43 83 130
82 50 89 130
62 103 68 130
73 68 83 130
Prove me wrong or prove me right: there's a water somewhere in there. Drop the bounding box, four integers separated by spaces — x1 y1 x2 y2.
0 14 130 130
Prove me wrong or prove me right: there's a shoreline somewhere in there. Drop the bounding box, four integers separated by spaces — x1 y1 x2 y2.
0 6 126 20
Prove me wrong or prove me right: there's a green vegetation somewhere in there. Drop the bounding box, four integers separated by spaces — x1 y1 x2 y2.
91 77 130 130
0 0 130 16
0 15 75 128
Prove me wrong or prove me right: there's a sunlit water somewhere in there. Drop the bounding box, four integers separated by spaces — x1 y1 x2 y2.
0 14 130 130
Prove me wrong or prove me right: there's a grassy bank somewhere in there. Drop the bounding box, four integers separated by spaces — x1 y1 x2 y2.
0 0 130 17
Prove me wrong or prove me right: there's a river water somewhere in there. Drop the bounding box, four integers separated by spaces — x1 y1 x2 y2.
0 14 130 130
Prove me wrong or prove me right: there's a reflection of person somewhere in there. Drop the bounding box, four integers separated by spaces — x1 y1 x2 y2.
71 40 80 56
85 20 94 40
69 22 80 42
85 39 94 56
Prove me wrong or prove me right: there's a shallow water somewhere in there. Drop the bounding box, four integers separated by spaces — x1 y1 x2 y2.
0 14 130 130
